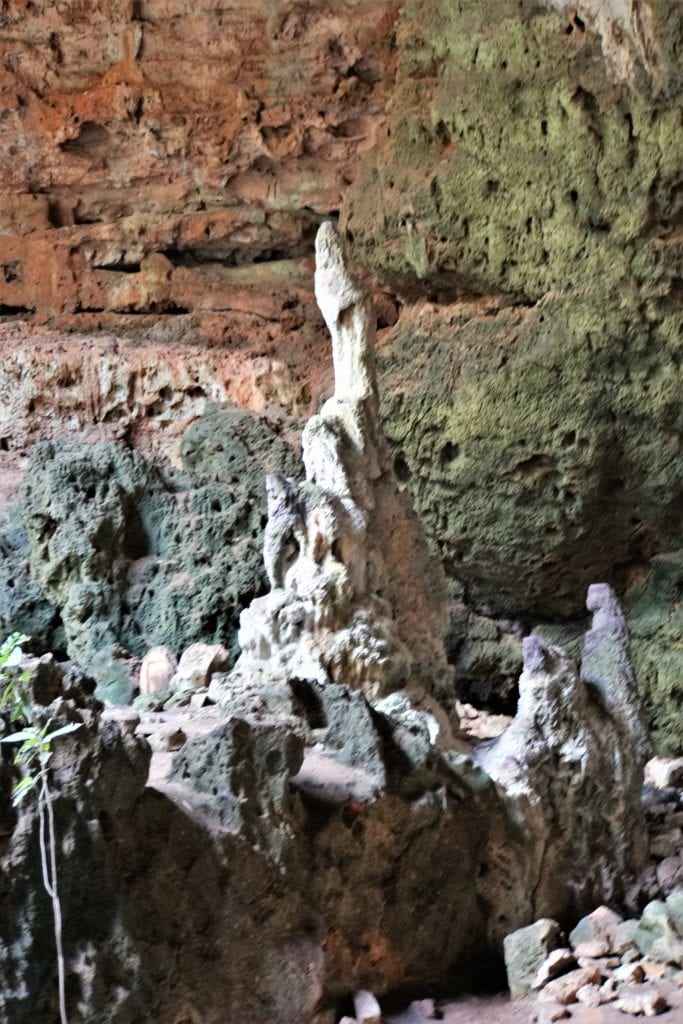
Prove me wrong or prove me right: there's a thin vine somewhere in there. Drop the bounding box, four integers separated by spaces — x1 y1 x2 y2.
0 633 80 1024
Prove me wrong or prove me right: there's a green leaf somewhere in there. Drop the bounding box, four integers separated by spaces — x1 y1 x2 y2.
45 723 82 742
1 729 37 744
11 775 38 807
0 633 28 670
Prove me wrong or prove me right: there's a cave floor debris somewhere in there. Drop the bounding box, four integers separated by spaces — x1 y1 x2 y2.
388 979 683 1023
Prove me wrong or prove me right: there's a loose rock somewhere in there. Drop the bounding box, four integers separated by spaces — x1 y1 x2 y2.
614 986 670 1016
645 759 683 790
569 905 624 958
532 949 577 990
170 643 230 692
614 961 646 985
504 919 564 999
353 990 381 1024
139 646 177 695
575 982 603 1007
539 966 604 1004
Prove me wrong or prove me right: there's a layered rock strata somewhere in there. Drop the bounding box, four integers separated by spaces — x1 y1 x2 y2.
0 0 399 327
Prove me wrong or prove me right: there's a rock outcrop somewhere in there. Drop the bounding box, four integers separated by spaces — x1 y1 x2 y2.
0 0 681 752
0 0 399 331
477 624 648 919
7 404 298 696
210 221 453 717
342 0 683 752
0 227 656 1022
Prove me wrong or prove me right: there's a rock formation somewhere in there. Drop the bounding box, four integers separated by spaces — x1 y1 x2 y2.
343 0 683 752
0 227 655 1020
476 623 648 919
6 404 299 698
0 1 681 753
210 222 454 719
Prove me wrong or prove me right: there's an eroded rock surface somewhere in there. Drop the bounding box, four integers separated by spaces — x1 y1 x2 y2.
210 222 453 718
8 403 298 694
0 0 681 755
0 0 399 329
341 0 683 753
0 225 660 1024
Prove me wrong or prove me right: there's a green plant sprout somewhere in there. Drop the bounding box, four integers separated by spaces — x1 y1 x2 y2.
1 632 81 1024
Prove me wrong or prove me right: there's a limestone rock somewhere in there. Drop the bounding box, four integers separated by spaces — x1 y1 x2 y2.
615 920 642 956
539 966 604 1005
503 919 564 999
168 716 304 847
634 897 683 967
532 949 577 991
353 989 381 1024
292 749 382 806
667 890 683 935
650 828 683 860
170 643 230 693
645 759 683 790
139 646 177 695
614 962 646 985
0 0 395 331
657 857 683 896
580 584 651 764
614 986 670 1016
575 983 603 1007
373 691 443 777
101 706 140 736
0 511 62 653
18 406 298 692
340 9 683 751
147 725 187 753
477 625 648 912
345 3 683 301
569 906 625 959
211 223 454 720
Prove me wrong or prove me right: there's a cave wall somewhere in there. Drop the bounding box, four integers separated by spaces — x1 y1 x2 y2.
0 0 681 751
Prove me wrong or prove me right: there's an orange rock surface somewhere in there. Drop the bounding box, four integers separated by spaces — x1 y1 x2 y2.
0 0 398 326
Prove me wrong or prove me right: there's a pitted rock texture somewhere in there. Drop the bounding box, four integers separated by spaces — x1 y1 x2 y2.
343 0 683 301
0 0 399 329
0 0 680 757
476 625 648 922
13 404 299 692
214 223 454 724
377 294 681 619
0 577 654 1023
337 0 683 751
0 509 64 655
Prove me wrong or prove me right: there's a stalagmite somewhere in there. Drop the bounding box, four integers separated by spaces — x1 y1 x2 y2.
210 222 454 719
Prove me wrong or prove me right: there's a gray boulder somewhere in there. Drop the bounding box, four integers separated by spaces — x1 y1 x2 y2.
503 919 564 999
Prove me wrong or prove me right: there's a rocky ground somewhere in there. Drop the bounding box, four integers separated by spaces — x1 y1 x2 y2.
115 697 683 1024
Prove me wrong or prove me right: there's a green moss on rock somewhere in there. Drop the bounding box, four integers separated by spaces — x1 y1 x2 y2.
343 0 683 301
0 511 63 653
627 551 683 757
19 405 299 699
379 291 682 619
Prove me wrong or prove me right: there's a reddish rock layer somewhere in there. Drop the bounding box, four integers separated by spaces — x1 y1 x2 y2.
0 0 398 324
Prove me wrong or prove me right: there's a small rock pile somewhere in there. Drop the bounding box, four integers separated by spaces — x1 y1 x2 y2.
638 759 683 902
504 894 683 1020
133 641 227 717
